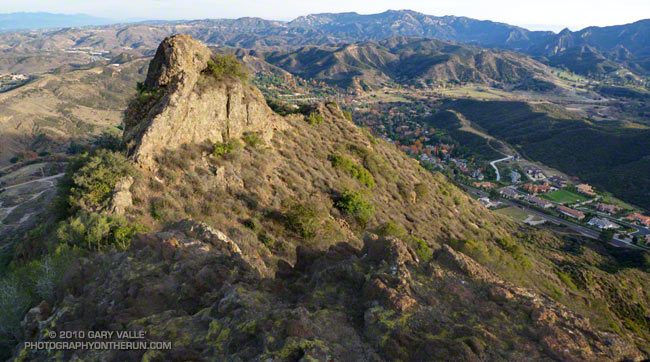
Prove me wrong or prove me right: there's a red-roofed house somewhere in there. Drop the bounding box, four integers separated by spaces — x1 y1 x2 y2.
522 183 551 194
557 205 585 220
595 203 621 215
626 213 650 227
526 195 552 209
576 184 596 196
473 182 496 190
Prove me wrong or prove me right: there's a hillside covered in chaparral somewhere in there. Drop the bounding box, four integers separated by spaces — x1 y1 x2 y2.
2 34 650 362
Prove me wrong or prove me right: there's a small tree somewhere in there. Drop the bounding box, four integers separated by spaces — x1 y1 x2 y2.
205 54 249 82
335 190 374 226
599 229 614 243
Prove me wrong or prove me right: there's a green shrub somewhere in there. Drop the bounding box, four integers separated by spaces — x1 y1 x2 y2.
0 275 31 342
134 82 159 105
243 217 262 232
306 112 324 125
242 132 264 148
496 237 531 268
414 183 428 201
335 190 374 226
285 202 320 240
213 139 243 157
267 99 299 116
448 239 489 263
342 110 353 121
258 233 276 249
93 131 123 152
151 197 176 222
376 221 408 239
58 150 136 216
411 237 433 262
56 212 147 251
346 144 390 178
555 270 578 290
330 154 375 189
360 127 378 144
205 54 249 82
0 248 78 358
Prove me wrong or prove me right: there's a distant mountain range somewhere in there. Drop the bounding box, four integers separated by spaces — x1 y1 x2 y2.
235 37 556 90
0 12 115 31
0 10 648 79
286 11 650 79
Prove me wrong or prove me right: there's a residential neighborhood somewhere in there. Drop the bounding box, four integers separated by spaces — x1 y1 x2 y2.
455 154 650 248
348 97 650 249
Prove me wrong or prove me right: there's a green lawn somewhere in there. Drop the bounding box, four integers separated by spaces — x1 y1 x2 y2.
541 190 589 204
495 206 532 221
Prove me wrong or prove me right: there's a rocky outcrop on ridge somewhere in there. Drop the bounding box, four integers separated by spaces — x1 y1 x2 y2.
123 34 286 170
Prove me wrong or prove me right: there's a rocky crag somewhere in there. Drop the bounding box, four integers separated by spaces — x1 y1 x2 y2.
123 34 286 170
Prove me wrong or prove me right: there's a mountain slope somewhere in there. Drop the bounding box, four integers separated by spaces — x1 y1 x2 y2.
0 58 148 166
4 35 650 361
250 37 555 90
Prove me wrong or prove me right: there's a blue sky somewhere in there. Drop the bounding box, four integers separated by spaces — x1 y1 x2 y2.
2 0 649 31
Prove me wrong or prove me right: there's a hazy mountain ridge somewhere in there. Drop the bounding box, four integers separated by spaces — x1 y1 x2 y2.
0 12 115 31
1 10 648 77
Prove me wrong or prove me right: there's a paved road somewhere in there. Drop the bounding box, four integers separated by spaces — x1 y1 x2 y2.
458 184 645 250
1 173 65 191
489 155 513 181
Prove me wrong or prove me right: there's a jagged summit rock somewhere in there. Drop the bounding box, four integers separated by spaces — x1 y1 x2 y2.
143 34 212 89
123 34 286 169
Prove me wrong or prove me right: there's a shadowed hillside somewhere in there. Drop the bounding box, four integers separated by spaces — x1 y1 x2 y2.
429 99 650 210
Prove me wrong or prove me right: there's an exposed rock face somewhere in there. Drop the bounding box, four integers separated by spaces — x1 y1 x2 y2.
123 34 286 169
107 176 133 215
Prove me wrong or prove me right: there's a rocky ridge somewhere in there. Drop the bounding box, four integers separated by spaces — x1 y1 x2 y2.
9 35 649 361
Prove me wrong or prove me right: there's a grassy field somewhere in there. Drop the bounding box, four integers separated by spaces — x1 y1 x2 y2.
542 190 589 204
495 206 532 221
361 90 411 103
436 86 513 100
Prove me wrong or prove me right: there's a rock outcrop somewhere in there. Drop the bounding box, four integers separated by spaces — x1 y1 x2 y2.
123 34 286 169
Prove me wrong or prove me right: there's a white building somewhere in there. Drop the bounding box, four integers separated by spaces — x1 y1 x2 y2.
588 218 620 230
478 197 499 208
510 171 521 184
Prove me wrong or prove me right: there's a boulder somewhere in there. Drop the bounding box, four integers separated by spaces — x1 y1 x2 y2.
108 176 133 215
362 235 419 267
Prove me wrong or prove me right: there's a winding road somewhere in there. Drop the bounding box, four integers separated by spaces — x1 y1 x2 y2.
489 155 513 181
0 173 64 191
